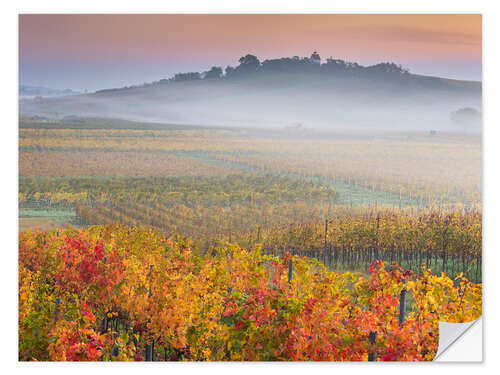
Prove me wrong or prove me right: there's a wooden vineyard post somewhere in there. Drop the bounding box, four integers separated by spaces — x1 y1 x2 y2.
54 298 62 323
475 256 480 283
442 250 446 274
324 219 328 254
146 341 154 361
399 283 406 325
368 331 377 361
375 214 380 260
288 258 293 284
442 221 449 274
462 249 466 280
101 316 108 333
148 264 154 297
146 264 155 361
451 250 455 277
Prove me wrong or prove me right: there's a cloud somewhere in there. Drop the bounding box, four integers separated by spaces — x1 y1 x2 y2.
307 25 480 47
369 26 480 46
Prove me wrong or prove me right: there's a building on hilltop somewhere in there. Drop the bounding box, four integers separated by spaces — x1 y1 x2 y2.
310 51 321 64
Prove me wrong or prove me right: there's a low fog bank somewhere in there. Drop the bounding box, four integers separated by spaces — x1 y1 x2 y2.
19 72 482 133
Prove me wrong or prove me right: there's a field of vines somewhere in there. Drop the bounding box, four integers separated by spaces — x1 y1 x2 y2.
19 226 481 361
70 189 481 283
18 120 482 361
19 126 481 207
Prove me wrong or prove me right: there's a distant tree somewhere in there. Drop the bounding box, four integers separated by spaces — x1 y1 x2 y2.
399 64 410 74
238 54 260 67
260 57 312 73
225 65 235 77
233 54 261 75
323 59 347 72
204 66 223 79
325 58 347 67
173 72 201 82
364 63 408 76
450 107 482 131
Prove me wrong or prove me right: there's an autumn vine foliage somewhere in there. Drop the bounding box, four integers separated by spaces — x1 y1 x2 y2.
19 225 481 361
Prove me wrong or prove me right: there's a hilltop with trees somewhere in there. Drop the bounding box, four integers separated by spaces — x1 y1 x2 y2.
142 53 411 87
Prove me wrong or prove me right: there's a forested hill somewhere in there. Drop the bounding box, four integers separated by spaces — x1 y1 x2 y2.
19 54 481 132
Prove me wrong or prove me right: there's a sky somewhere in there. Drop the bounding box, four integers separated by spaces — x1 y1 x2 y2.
19 14 482 91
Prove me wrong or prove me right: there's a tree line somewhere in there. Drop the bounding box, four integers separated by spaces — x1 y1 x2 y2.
155 54 409 84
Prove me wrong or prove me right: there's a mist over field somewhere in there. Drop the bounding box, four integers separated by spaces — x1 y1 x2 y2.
19 58 482 133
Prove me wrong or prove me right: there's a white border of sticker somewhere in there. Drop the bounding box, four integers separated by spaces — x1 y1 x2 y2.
435 317 483 362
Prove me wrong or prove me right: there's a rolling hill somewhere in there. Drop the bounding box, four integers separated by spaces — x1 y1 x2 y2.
19 68 481 132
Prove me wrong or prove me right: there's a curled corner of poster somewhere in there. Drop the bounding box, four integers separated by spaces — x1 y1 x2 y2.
434 316 483 362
